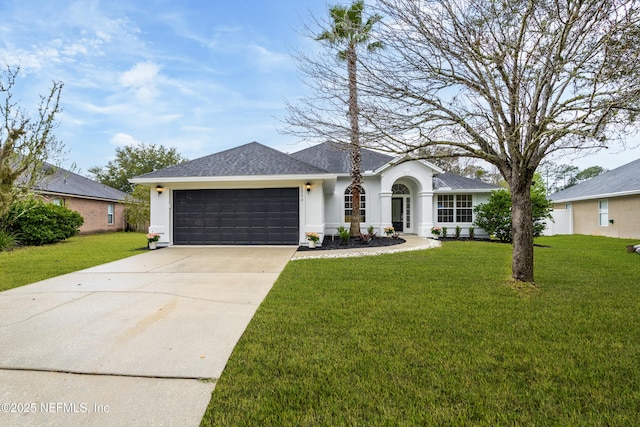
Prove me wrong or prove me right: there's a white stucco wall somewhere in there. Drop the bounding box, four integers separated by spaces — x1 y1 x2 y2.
144 163 495 246
324 176 384 236
322 161 440 238
149 187 171 246
302 180 325 245
431 192 492 238
381 161 435 237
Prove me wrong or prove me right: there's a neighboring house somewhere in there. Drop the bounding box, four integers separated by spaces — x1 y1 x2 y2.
33 166 129 234
548 157 640 239
130 141 498 246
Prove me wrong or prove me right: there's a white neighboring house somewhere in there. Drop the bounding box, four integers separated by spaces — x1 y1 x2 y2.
130 142 498 246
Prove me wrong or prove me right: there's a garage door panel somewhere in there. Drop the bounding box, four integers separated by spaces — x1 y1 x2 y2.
173 188 299 245
251 217 266 227
204 215 220 227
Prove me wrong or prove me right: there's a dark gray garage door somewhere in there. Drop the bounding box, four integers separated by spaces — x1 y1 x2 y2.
173 188 299 245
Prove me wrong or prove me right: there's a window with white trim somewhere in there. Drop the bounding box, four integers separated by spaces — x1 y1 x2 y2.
437 194 474 223
456 195 473 222
344 185 366 223
598 200 608 226
437 195 454 222
107 203 115 225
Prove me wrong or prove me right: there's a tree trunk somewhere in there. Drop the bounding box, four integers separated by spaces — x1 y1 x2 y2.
347 45 362 237
510 175 535 283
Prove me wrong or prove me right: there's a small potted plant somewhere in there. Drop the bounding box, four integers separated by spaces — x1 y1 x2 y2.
430 226 442 239
384 226 395 237
147 233 160 250
305 231 320 248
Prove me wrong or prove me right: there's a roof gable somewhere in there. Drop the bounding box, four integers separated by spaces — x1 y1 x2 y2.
136 142 328 179
550 157 640 201
290 142 394 174
433 173 500 191
34 166 129 202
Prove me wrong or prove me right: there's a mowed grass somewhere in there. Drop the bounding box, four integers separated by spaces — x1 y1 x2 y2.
0 232 147 291
202 235 640 426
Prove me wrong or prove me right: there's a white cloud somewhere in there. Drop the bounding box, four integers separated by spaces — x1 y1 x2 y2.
118 61 162 103
110 132 143 147
247 44 291 71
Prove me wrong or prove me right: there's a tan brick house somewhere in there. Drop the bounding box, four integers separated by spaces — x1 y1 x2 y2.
33 166 129 234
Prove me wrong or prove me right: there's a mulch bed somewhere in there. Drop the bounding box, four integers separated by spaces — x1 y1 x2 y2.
297 236 406 251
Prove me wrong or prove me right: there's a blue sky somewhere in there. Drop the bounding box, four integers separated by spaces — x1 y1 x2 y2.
1 0 638 176
0 0 328 174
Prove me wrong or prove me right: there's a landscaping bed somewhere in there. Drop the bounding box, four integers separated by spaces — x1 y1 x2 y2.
297 235 406 251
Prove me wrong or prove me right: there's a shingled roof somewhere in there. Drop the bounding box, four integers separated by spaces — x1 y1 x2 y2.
33 166 128 202
136 142 328 179
550 157 640 202
289 142 394 173
433 173 499 191
133 141 499 193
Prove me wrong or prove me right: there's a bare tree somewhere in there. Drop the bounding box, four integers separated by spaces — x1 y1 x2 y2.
0 66 64 218
283 0 382 236
360 0 640 282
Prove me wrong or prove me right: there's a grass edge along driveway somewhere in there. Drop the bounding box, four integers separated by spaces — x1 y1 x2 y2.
202 235 640 426
0 232 146 292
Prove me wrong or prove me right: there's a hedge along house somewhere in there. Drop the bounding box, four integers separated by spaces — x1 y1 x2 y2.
548 157 640 239
130 142 498 247
32 165 129 234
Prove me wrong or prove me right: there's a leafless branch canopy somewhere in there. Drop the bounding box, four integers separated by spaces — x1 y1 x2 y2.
361 0 640 180
0 66 65 216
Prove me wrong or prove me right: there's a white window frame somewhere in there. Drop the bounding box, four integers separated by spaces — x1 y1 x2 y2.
107 203 115 225
455 195 473 223
344 185 366 223
437 194 474 223
598 200 608 227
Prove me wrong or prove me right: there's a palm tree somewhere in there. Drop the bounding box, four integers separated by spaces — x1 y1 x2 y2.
317 0 382 236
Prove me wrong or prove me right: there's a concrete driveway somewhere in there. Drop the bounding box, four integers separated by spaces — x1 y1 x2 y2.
0 246 296 426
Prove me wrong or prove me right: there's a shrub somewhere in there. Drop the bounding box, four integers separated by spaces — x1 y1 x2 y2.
442 227 448 238
337 226 350 244
359 232 373 244
455 225 462 239
473 178 551 242
0 230 18 251
468 226 475 240
5 198 84 246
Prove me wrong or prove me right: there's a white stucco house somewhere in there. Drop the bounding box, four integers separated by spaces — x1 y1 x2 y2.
130 142 498 246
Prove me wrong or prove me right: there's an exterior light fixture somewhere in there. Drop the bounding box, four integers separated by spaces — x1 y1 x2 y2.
156 185 164 195
306 182 311 193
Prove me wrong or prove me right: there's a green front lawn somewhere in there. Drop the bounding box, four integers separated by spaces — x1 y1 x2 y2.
0 232 146 292
202 235 640 426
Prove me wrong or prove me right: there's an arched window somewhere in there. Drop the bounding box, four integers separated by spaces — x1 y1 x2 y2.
344 185 366 223
392 183 410 195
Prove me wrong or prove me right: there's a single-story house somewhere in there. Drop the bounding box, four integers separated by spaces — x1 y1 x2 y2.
33 166 129 234
130 141 499 246
548 157 640 239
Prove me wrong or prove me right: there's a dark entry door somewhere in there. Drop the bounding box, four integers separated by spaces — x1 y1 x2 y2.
392 198 404 232
173 188 299 245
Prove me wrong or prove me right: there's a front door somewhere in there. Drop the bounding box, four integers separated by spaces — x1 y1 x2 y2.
392 198 404 232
